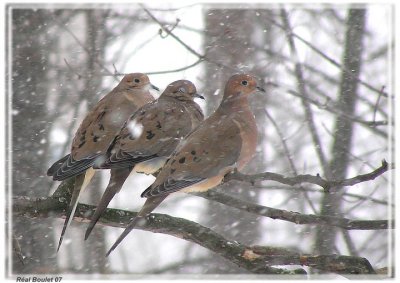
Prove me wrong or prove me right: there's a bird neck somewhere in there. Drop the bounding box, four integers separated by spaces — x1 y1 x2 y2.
119 88 154 105
219 93 250 113
162 94 196 105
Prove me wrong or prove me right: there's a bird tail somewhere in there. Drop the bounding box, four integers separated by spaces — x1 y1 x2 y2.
47 154 70 176
84 167 132 240
105 195 167 257
57 168 95 252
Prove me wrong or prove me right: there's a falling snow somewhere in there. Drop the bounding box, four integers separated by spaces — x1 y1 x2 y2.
127 119 144 139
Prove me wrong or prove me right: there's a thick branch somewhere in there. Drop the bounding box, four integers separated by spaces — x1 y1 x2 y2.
250 246 376 275
193 190 392 230
46 159 394 234
13 195 378 275
12 195 304 275
48 162 393 232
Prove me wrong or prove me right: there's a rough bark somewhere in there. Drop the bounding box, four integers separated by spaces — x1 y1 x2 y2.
11 9 59 274
314 9 367 255
13 191 380 276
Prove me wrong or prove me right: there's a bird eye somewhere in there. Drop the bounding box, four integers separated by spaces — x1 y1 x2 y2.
178 87 186 93
241 80 248 86
134 79 140 83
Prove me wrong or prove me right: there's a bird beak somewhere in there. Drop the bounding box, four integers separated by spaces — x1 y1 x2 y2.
256 86 266 92
194 93 205 100
151 84 160 91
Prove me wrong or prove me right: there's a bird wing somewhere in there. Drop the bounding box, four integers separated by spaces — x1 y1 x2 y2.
142 116 242 197
103 98 199 169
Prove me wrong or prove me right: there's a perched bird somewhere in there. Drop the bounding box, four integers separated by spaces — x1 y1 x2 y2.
106 74 265 256
84 80 204 240
47 73 158 251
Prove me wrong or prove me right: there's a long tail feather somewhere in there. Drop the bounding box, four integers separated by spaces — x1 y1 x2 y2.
47 154 70 176
106 195 167 257
57 168 95 252
85 167 132 240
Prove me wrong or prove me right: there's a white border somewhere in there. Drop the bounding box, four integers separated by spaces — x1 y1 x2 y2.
2 0 398 281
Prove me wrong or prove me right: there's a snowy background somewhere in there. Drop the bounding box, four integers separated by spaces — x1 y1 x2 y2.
7 2 393 278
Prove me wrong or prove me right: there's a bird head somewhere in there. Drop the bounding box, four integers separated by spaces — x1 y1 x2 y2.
163 80 204 101
120 73 159 91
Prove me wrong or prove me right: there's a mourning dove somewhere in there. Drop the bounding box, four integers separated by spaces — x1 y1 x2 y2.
84 80 204 240
106 74 265 256
47 73 157 251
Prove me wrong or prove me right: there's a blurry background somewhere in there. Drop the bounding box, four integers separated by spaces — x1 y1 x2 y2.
8 2 393 276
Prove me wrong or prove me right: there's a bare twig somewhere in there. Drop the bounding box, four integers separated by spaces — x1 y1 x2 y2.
266 14 390 98
112 63 119 75
264 109 317 213
267 184 390 206
112 33 159 73
159 18 180 38
141 5 203 57
373 86 385 123
270 82 388 138
344 185 383 214
146 59 204 75
320 121 389 181
342 229 359 257
280 9 332 179
143 4 199 12
301 74 388 122
54 16 119 81
264 109 297 174
108 13 204 34
140 5 238 73
63 58 205 78
63 58 83 80
114 13 388 120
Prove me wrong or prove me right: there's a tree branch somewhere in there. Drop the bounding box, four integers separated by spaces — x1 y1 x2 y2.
141 6 203 58
146 59 204 75
267 12 391 99
39 158 392 249
13 195 378 275
280 8 332 180
264 109 318 213
269 82 388 138
250 246 376 275
224 160 392 191
44 158 394 236
193 190 393 230
53 14 119 81
140 5 238 73
13 195 305 275
116 14 389 122
270 185 390 207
